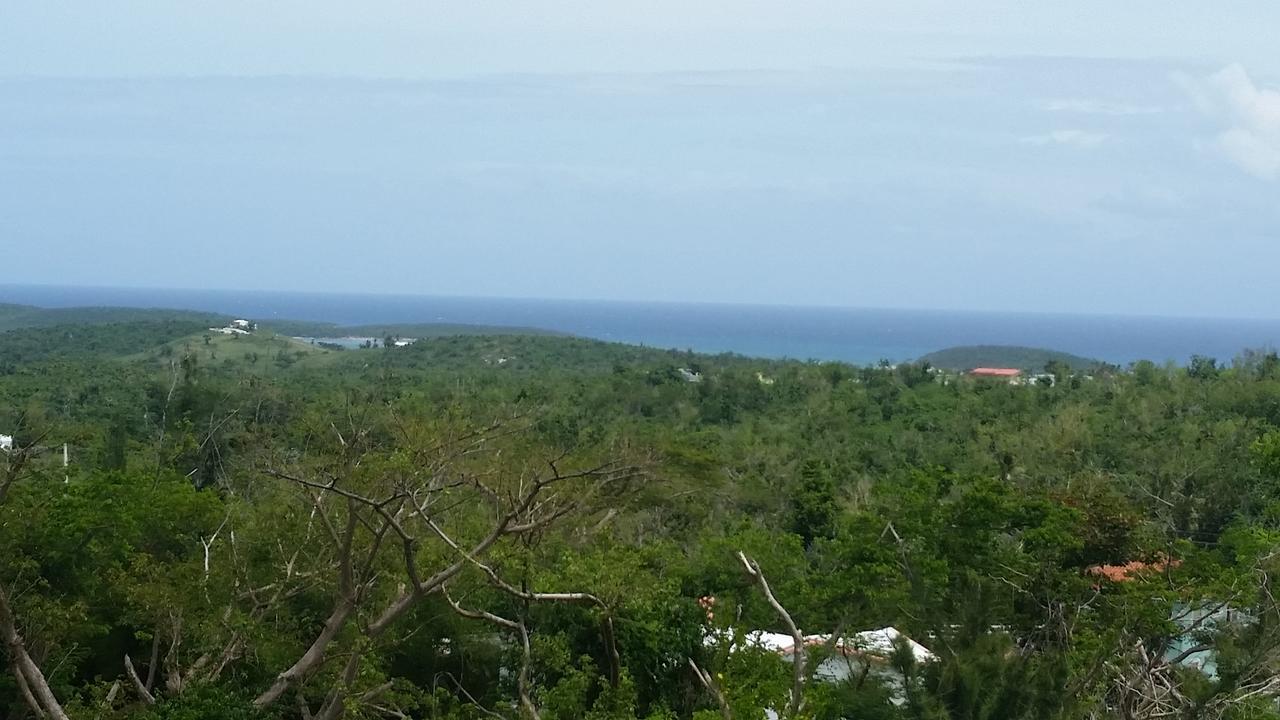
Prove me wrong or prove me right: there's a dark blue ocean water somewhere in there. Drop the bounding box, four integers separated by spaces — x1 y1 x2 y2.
3 285 1279 366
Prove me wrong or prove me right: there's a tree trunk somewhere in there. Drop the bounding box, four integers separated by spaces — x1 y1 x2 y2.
253 598 354 707
0 584 70 720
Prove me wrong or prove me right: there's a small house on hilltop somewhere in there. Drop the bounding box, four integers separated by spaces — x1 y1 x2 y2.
210 319 255 336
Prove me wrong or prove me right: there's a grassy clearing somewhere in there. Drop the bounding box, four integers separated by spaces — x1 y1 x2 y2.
134 330 353 377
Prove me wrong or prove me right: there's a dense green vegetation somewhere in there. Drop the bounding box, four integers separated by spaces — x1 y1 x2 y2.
3 315 1280 720
0 303 564 341
918 345 1102 372
0 304 227 333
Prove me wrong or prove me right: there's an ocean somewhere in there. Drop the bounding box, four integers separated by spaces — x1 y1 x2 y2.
3 284 1280 367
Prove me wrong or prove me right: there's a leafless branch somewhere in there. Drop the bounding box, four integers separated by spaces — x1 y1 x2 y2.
738 551 806 718
124 654 157 705
0 582 70 720
688 658 733 720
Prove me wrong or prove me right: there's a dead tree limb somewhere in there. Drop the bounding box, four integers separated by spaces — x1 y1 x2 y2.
251 412 638 717
516 621 541 720
0 433 69 720
738 551 806 718
124 654 157 705
429 523 623 686
12 661 44 719
0 583 70 720
144 627 161 693
444 590 543 718
688 658 733 720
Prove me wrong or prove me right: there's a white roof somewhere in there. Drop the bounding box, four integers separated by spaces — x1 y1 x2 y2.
832 627 936 664
709 627 935 664
743 631 796 652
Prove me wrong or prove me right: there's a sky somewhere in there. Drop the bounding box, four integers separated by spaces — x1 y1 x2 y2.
2 2 1279 317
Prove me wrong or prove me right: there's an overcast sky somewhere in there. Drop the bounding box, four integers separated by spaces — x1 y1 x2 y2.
2 2 1279 317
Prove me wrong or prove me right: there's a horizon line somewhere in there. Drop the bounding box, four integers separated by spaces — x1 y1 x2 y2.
3 281 1279 326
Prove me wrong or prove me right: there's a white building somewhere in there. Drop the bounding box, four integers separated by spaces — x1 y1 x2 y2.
706 626 936 708
731 627 936 671
0 434 12 453
678 368 703 383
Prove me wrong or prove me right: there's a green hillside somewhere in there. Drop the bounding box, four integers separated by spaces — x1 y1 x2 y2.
0 304 567 372
919 344 1103 371
0 303 228 332
0 320 222 366
0 304 561 341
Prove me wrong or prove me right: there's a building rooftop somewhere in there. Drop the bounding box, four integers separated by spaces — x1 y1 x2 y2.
970 367 1022 377
1086 557 1180 582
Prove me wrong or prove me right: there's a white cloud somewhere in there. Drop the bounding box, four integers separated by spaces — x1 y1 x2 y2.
1044 98 1162 115
1179 64 1280 180
1020 129 1109 148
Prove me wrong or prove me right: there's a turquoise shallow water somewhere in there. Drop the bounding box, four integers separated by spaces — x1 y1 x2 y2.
4 284 1280 366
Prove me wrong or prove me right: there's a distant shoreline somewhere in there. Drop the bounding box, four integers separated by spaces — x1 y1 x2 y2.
3 285 1279 366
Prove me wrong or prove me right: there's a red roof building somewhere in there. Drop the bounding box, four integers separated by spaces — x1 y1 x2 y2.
1086 557 1180 583
969 368 1022 378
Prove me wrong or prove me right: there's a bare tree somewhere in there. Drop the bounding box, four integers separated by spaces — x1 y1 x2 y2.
120 508 320 705
688 657 733 720
250 414 641 719
739 551 808 718
688 552 811 720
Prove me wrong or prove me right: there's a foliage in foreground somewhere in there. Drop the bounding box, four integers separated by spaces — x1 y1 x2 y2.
2 323 1280 718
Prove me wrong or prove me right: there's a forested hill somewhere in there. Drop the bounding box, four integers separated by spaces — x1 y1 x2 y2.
3 318 1280 719
919 344 1103 371
0 303 564 340
0 303 228 332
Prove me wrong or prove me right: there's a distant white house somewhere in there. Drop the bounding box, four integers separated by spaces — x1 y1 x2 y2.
678 368 703 383
210 319 255 335
0 434 12 453
393 339 415 347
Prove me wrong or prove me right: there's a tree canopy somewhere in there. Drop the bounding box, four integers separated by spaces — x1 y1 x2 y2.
2 318 1280 719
